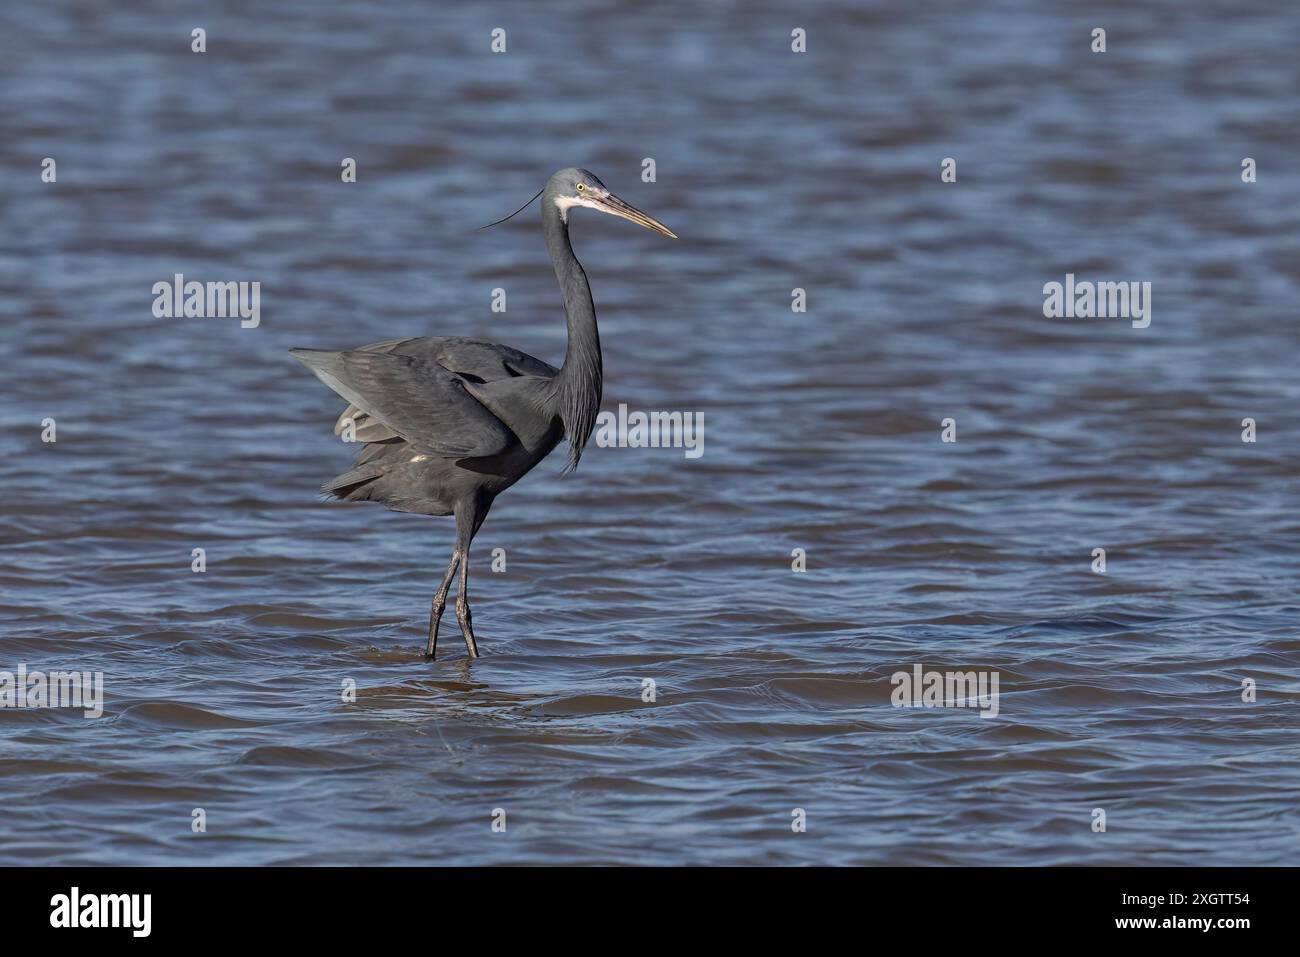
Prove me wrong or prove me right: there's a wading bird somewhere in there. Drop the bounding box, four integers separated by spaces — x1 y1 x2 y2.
291 168 675 659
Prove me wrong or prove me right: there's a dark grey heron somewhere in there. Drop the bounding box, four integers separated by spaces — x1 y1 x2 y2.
291 168 675 659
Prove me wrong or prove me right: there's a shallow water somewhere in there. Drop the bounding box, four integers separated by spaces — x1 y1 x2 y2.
1 0 1298 865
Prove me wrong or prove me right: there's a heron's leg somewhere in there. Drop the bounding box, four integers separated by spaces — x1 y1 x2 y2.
456 559 478 658
425 549 461 660
454 499 489 658
455 545 479 659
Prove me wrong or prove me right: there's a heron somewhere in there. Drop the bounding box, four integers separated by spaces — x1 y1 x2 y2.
291 168 676 660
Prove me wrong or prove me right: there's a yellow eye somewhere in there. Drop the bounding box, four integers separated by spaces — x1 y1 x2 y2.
576 183 585 191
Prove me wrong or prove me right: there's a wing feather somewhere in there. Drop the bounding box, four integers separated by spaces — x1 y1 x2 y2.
291 348 513 458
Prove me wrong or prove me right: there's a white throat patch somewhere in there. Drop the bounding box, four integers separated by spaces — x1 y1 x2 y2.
553 194 603 222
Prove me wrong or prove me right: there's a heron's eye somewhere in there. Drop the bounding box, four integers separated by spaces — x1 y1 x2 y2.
576 184 585 192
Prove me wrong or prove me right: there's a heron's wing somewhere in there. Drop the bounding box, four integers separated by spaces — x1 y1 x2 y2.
359 337 559 381
300 336 556 448
290 348 514 458
332 404 399 443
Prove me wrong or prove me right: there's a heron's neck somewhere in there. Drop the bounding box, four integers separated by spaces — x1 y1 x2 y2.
544 201 602 470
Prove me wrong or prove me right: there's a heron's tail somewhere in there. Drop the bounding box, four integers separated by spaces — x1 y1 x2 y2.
322 465 383 502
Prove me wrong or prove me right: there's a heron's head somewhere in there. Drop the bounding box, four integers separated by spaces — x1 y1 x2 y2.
544 168 676 238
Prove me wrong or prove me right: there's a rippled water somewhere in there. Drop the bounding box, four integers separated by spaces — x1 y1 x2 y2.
2 1 1298 865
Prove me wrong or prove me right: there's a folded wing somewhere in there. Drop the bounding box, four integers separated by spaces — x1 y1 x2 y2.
290 348 513 459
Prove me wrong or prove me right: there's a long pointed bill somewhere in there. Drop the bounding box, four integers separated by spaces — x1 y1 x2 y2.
594 193 677 239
